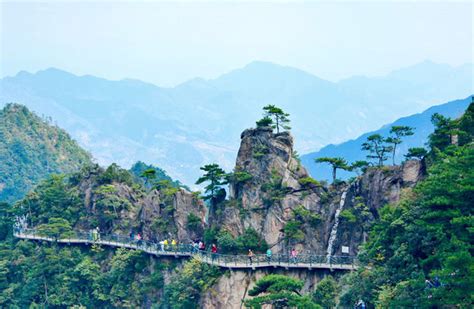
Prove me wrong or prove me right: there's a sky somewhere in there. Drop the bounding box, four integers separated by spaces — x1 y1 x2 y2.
1 0 473 86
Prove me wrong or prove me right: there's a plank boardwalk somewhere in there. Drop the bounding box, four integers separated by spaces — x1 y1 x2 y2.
14 230 358 271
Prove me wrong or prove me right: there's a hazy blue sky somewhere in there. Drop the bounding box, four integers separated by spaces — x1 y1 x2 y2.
1 1 472 86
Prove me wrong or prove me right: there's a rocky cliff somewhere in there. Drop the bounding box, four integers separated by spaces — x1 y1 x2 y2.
332 159 425 256
39 164 207 243
200 127 425 308
217 127 424 256
220 127 326 253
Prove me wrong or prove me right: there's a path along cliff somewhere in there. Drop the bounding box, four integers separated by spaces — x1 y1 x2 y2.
200 126 424 308
12 126 425 308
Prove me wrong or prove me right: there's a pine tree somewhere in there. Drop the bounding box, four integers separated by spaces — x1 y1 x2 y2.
361 134 393 166
385 126 414 165
195 164 228 212
315 157 350 183
261 105 291 133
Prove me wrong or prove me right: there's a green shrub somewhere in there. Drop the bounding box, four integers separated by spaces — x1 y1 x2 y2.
98 163 133 186
227 170 253 184
37 217 74 239
312 276 339 308
339 209 357 223
299 176 321 188
253 144 269 159
235 228 268 253
186 213 202 232
162 258 222 309
283 220 305 242
261 169 290 207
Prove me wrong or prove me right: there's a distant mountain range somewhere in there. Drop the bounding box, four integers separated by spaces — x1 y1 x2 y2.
1 60 472 186
301 96 473 181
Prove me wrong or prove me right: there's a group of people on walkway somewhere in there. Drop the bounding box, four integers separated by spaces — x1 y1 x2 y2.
158 238 178 251
129 231 180 252
86 229 300 266
247 248 298 265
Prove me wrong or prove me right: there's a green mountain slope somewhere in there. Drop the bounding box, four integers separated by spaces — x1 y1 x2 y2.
340 102 473 307
0 103 92 203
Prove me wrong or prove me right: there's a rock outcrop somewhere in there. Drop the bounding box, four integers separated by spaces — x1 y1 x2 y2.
220 127 325 253
330 159 425 256
201 127 426 308
201 268 336 309
73 165 206 242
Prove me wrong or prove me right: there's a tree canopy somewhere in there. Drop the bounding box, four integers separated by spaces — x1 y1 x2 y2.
340 101 474 307
195 163 228 212
259 105 291 133
315 157 350 183
385 125 414 165
405 147 427 160
361 134 393 166
244 274 321 309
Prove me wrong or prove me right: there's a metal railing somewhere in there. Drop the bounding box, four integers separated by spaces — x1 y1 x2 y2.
13 227 357 270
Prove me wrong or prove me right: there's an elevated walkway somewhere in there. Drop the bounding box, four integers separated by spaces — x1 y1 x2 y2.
14 228 357 271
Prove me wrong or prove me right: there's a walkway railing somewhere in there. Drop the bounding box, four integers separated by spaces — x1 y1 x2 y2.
13 227 357 270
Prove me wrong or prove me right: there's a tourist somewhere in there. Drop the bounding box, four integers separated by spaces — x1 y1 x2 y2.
356 299 366 309
163 239 169 250
171 239 177 251
211 244 217 261
193 240 199 253
291 248 297 263
266 248 272 263
199 241 205 251
93 227 100 242
159 240 165 251
248 249 254 265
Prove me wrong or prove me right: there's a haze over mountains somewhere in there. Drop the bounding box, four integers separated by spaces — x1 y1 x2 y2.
1 60 472 185
302 96 473 181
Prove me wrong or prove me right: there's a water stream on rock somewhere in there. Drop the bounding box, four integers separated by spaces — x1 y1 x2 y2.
326 188 348 263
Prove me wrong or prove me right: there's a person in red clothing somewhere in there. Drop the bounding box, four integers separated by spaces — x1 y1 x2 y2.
211 244 217 262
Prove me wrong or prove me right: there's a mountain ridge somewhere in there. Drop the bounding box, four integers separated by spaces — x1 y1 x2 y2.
301 95 473 181
1 60 472 186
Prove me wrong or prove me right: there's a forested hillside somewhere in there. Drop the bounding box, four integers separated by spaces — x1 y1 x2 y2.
338 102 474 307
0 102 471 308
0 104 92 203
0 163 209 307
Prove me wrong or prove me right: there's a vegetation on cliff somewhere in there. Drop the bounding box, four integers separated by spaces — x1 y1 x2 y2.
339 102 473 307
130 161 189 190
0 103 92 203
0 161 206 307
0 101 472 308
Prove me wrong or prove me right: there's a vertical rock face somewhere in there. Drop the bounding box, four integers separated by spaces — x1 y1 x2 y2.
333 160 425 256
139 188 207 242
216 126 425 257
201 268 338 309
221 127 324 253
201 127 425 308
73 166 207 243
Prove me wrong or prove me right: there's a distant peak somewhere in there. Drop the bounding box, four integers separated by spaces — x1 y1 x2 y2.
36 67 76 77
14 70 33 78
244 60 282 68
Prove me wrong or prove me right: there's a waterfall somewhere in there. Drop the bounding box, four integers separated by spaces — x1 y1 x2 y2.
326 189 348 263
